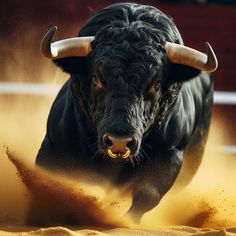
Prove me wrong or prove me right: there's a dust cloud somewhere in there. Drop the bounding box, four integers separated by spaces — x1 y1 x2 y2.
5 149 130 228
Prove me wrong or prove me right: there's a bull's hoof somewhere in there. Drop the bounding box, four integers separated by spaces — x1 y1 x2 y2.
126 209 143 224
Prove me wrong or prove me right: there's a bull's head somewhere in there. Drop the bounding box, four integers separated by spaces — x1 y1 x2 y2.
41 25 217 161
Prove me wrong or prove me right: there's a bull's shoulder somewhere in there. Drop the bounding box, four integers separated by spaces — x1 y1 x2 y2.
184 72 213 106
150 73 213 150
47 79 71 128
178 72 213 132
46 79 79 145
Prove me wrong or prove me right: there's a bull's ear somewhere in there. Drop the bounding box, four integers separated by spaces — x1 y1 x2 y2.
165 63 201 84
53 57 89 75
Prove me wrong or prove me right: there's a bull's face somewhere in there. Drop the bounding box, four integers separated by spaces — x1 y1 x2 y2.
40 23 217 161
90 59 162 159
88 24 165 159
90 72 161 159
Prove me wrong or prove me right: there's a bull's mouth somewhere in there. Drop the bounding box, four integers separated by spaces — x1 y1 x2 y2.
107 148 131 159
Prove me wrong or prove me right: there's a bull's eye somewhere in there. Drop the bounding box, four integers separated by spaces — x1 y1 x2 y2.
148 80 161 93
92 74 103 89
154 80 161 91
144 79 161 100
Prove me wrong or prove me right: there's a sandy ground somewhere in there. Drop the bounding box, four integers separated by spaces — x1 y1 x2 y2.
1 225 236 236
0 81 236 235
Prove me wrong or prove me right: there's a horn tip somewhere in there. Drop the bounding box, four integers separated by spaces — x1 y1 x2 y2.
205 42 218 72
48 26 58 35
40 26 58 58
52 26 58 32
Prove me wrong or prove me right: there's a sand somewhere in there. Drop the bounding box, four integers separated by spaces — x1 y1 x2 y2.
0 225 236 235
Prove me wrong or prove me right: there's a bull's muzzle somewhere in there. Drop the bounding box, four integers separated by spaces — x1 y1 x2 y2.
103 134 137 159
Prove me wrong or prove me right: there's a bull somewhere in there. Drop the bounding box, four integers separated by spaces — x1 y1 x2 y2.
36 3 218 222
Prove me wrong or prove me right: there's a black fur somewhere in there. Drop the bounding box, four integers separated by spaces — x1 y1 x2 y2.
36 3 213 222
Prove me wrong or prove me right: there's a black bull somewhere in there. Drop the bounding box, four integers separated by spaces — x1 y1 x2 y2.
36 3 218 222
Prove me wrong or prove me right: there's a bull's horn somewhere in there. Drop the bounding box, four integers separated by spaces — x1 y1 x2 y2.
40 26 95 59
166 42 218 72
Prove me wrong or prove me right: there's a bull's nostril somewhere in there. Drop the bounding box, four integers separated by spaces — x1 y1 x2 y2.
127 140 134 149
103 134 112 148
127 136 138 149
107 137 113 147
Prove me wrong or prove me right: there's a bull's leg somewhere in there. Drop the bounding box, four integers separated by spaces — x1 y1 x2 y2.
127 149 183 223
127 182 160 223
175 124 210 188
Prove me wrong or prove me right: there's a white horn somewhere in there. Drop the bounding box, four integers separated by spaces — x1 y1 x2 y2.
40 26 95 59
166 42 218 72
